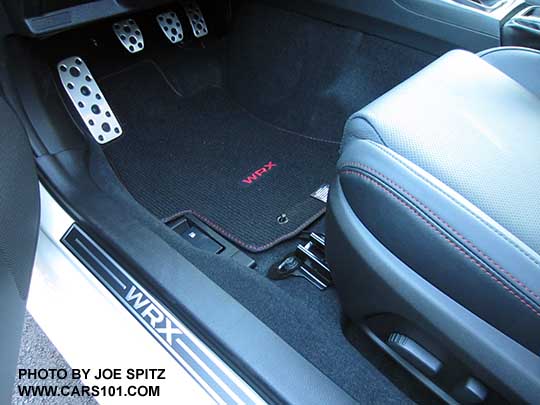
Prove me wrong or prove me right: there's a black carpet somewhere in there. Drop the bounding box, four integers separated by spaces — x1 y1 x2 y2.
102 62 338 252
84 2 438 401
99 2 433 252
93 141 436 403
224 4 435 143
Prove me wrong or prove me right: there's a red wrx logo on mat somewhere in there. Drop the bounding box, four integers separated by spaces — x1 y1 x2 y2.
241 161 278 185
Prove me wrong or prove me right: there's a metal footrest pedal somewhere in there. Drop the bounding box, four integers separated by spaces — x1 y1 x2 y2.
183 1 209 38
113 19 144 53
268 233 333 290
57 57 123 144
157 11 184 43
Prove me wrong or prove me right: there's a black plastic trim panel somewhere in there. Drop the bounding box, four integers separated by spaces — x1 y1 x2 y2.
21 0 170 36
63 224 262 405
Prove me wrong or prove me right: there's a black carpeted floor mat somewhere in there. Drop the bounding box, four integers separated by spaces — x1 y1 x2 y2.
102 62 339 252
53 2 439 401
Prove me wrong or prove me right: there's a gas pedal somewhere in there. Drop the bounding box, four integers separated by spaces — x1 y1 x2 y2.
156 11 184 44
113 19 144 53
57 57 123 145
183 2 208 38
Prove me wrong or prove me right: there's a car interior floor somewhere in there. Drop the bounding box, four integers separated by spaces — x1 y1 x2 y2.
39 2 438 402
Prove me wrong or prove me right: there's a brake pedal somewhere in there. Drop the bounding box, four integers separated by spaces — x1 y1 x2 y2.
183 2 208 38
57 57 123 145
113 19 144 53
157 11 184 44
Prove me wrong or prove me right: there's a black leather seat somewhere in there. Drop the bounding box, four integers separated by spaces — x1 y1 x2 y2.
327 47 540 402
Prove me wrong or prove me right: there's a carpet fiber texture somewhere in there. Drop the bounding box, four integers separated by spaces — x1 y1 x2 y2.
99 1 433 251
102 62 339 251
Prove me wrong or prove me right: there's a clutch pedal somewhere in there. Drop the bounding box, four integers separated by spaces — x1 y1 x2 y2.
57 57 123 145
157 11 184 44
183 2 208 38
113 19 144 53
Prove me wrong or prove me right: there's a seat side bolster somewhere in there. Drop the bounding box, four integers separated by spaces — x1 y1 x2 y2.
337 139 540 353
342 114 387 149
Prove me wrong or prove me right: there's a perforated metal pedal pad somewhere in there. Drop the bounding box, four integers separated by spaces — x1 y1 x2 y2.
58 57 123 145
157 11 184 43
183 2 208 38
113 19 144 53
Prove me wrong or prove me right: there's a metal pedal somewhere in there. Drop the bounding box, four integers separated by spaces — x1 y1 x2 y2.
57 57 123 145
183 2 208 38
113 19 144 53
157 11 184 44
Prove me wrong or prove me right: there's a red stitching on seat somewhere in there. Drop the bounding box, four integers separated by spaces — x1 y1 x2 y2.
371 142 540 268
342 162 540 301
341 169 540 318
